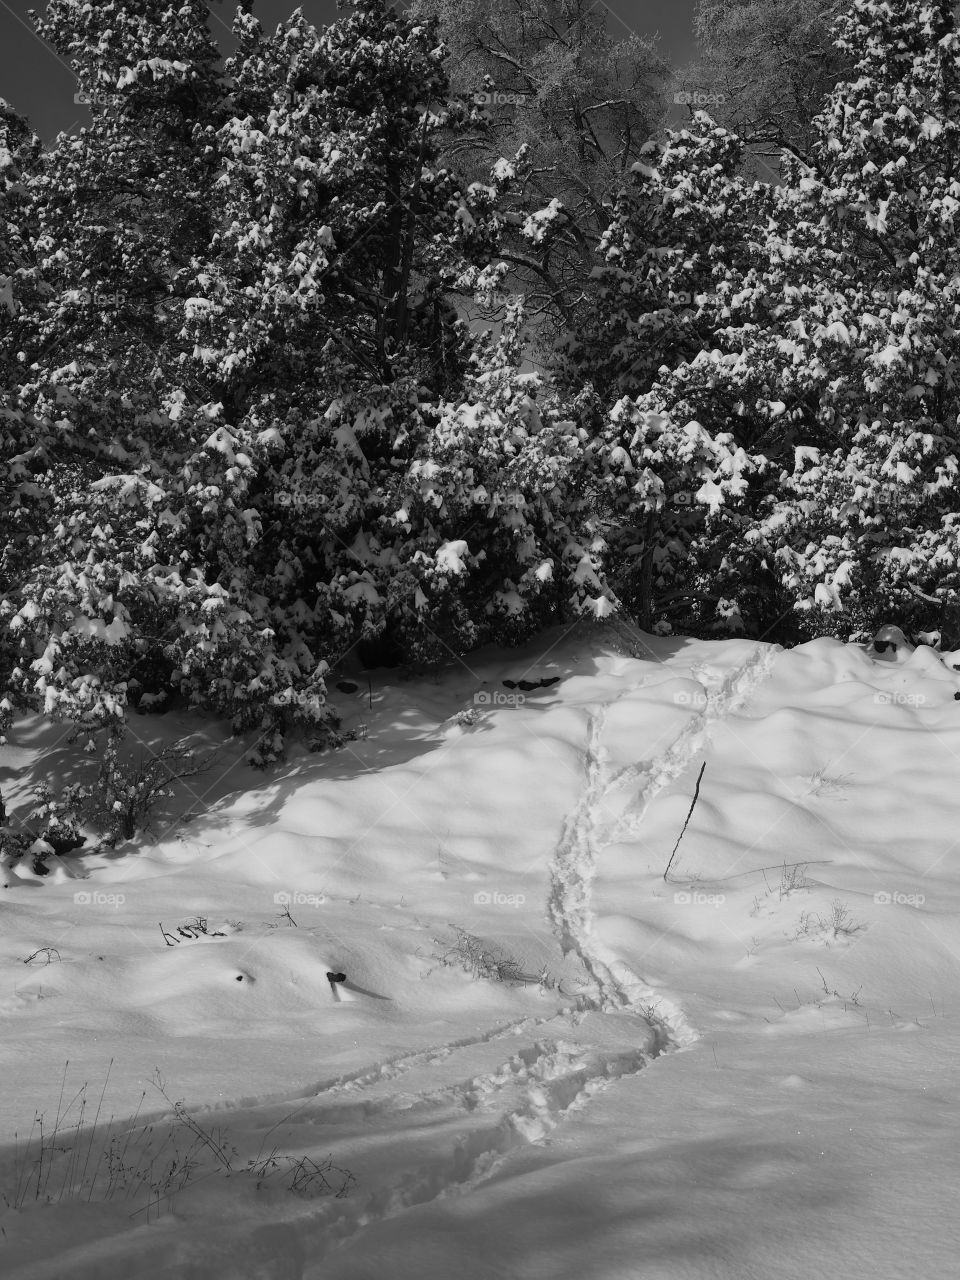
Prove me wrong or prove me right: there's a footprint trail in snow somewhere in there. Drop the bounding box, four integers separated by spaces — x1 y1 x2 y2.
548 643 779 1042
295 644 780 1257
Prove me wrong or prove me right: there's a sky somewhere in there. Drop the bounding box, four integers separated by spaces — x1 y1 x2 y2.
0 0 699 143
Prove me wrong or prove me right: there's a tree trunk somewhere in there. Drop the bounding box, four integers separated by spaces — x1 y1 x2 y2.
638 509 657 632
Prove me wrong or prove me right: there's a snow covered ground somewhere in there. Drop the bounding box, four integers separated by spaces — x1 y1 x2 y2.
3 619 960 1279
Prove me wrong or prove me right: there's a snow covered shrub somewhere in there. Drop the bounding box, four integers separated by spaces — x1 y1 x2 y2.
385 311 613 656
590 392 768 633
249 310 612 673
83 735 218 844
3 463 151 736
749 0 960 639
0 780 87 874
560 0 960 641
0 829 35 873
545 114 793 634
25 780 87 856
1 0 516 754
0 410 334 754
0 736 215 859
151 417 335 760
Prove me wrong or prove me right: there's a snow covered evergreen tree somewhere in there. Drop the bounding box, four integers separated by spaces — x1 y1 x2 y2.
552 117 765 402
569 0 960 642
0 98 44 741
699 0 960 641
0 0 501 757
1 0 608 759
3 0 275 743
388 303 611 659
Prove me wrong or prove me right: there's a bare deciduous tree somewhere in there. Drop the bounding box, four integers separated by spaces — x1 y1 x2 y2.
412 0 669 335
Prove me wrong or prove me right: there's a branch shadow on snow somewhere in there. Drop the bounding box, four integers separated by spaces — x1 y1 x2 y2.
318 1133 852 1280
3 620 719 876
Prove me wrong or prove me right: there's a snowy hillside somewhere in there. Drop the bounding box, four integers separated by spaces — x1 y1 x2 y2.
3 621 960 1279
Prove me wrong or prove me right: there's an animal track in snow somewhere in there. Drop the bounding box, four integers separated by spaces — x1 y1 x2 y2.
547 644 779 1039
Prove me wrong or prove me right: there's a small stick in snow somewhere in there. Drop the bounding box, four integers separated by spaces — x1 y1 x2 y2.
663 762 706 882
